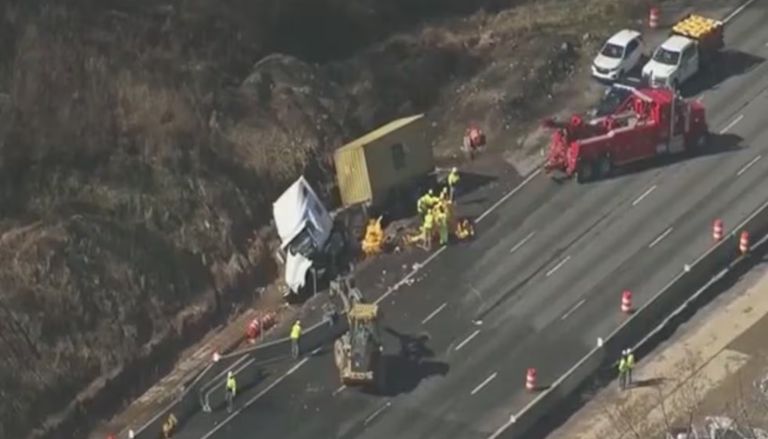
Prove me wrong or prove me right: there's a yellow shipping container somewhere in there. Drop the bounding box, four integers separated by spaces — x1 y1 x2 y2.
334 114 434 208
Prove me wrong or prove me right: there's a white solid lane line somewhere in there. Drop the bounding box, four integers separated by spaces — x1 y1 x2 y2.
737 155 762 176
455 329 481 351
201 354 313 439
375 162 543 306
471 372 498 395
422 302 447 324
364 401 392 425
545 255 571 277
560 299 586 320
632 185 657 206
510 231 536 254
719 114 744 134
648 227 674 249
374 246 446 305
332 385 346 396
476 168 542 223
724 0 758 23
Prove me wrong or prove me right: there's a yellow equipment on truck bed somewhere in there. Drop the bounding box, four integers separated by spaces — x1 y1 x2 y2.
671 14 724 51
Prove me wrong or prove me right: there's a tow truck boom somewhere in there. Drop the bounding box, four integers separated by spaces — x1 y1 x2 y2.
544 87 708 183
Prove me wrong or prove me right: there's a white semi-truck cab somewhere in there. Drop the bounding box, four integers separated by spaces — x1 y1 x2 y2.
273 176 346 298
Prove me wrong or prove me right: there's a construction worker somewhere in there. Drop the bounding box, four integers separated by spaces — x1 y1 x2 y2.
435 205 449 246
225 371 237 413
456 218 474 240
625 348 636 387
427 189 439 210
422 210 435 250
417 193 430 221
447 167 460 201
617 352 628 391
290 320 302 359
439 186 449 203
162 413 178 439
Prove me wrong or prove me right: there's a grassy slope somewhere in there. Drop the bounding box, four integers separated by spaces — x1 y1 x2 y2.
0 0 640 437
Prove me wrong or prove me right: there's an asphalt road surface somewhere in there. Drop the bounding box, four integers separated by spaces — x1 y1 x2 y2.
175 3 768 438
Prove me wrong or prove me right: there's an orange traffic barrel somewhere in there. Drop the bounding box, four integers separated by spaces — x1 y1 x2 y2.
621 290 633 314
713 219 724 241
649 6 660 29
526 368 537 392
740 231 750 254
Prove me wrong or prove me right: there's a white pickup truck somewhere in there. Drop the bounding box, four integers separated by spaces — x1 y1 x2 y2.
642 14 724 89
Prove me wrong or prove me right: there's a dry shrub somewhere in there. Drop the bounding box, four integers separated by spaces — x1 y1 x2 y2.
7 24 116 163
114 71 204 165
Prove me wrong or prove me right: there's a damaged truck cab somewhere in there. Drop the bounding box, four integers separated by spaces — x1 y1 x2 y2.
273 177 346 298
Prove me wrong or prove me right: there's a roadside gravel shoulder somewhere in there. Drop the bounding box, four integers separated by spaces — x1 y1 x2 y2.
548 261 768 439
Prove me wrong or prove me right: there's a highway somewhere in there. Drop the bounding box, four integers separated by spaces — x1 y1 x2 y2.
175 2 768 438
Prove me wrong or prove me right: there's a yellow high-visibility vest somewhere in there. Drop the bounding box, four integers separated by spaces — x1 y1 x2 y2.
226 376 237 393
290 322 302 340
424 213 434 229
448 170 460 187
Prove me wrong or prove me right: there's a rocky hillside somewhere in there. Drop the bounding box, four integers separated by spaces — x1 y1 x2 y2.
0 0 640 437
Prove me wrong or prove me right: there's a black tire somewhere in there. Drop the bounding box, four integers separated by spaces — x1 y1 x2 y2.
575 160 594 184
596 155 613 178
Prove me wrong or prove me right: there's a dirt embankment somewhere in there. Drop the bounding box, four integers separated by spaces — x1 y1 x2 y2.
0 0 640 437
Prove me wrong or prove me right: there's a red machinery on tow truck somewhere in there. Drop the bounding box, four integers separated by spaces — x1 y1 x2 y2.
543 87 709 183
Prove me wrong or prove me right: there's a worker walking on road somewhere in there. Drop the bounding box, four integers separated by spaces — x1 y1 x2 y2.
618 353 628 391
625 348 636 388
447 167 460 201
290 320 302 359
225 371 237 413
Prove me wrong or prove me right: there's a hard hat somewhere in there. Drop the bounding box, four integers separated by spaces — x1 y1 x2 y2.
428 189 434 195
452 167 458 173
227 371 233 378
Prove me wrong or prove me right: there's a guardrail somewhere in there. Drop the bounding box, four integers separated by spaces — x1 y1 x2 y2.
490 197 768 439
123 315 349 439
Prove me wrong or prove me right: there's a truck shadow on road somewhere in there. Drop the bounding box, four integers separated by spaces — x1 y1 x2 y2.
593 132 744 182
681 50 765 98
371 327 450 397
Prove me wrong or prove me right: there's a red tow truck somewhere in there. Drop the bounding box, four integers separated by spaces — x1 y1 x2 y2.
543 87 709 183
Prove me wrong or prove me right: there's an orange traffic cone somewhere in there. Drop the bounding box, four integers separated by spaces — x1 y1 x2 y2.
247 318 260 343
649 6 660 29
713 219 724 241
526 368 537 392
740 231 750 255
621 290 633 314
